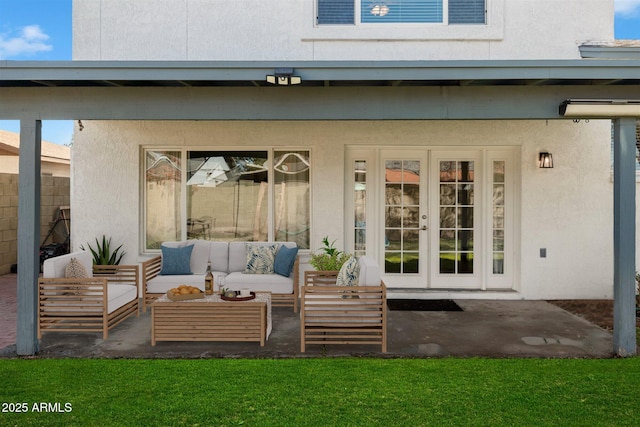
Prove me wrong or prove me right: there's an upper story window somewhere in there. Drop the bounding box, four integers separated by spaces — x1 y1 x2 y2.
318 0 486 25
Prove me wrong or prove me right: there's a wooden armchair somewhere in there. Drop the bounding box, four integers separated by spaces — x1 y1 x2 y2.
300 265 387 353
38 251 139 340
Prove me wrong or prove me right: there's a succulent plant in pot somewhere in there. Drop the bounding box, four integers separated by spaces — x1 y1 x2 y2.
309 236 351 271
80 235 126 265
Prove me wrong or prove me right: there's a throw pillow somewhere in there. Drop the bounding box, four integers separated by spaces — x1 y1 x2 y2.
336 256 359 287
160 244 194 275
245 244 277 274
65 257 89 278
274 245 298 277
64 257 89 295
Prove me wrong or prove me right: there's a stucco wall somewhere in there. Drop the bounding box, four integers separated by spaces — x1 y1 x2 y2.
0 173 70 274
72 119 614 299
72 0 612 61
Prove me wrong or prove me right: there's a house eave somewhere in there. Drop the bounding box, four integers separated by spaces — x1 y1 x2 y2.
2 59 640 88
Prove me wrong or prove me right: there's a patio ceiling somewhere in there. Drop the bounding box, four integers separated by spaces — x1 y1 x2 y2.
2 59 640 88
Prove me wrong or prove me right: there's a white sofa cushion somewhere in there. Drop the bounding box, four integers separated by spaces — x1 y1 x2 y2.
224 272 293 294
107 284 138 314
210 242 229 273
357 255 381 286
43 251 93 279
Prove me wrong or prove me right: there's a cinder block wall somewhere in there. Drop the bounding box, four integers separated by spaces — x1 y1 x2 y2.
0 173 70 275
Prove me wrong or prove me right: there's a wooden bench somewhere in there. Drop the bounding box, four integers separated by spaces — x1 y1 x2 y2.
300 270 387 353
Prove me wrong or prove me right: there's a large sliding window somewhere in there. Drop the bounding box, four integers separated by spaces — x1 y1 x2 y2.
144 149 310 250
318 0 485 25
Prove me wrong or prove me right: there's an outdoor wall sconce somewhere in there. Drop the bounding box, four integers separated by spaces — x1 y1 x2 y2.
539 152 553 168
266 68 301 86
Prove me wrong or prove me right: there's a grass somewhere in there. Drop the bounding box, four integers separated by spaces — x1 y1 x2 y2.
1 358 639 426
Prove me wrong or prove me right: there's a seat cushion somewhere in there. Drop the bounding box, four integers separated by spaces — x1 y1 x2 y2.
358 255 381 286
209 242 229 273
107 284 137 314
223 272 293 294
43 251 93 279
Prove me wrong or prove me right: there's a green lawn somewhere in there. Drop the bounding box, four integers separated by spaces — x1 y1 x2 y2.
1 358 639 426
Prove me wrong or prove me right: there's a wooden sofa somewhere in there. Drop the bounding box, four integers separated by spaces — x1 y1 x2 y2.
38 251 139 340
142 241 299 313
300 256 387 353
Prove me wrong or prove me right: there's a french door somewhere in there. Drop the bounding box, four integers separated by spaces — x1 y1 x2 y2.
381 150 429 287
361 148 515 290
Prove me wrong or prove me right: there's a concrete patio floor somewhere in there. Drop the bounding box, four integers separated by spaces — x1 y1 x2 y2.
0 273 615 358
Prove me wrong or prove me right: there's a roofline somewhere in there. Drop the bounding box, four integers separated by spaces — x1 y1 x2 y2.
1 59 640 87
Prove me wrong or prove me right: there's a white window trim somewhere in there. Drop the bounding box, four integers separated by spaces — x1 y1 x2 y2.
305 0 503 41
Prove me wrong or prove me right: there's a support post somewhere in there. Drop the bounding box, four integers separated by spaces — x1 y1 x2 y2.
612 117 637 356
16 119 42 356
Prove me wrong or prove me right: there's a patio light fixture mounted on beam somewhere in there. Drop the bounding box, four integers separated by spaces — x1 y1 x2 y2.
266 68 301 86
559 99 640 118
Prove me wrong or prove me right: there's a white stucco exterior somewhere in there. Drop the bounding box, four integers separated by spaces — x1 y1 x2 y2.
71 119 614 299
72 0 613 61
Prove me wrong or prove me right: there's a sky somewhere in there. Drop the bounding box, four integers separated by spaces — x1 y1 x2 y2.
1 0 640 146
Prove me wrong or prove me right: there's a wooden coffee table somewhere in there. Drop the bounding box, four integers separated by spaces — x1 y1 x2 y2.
151 292 271 346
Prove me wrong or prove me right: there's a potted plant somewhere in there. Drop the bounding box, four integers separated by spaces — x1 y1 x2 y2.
80 235 126 265
309 236 351 272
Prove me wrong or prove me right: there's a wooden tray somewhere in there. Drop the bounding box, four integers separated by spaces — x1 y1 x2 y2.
221 292 256 302
167 292 205 301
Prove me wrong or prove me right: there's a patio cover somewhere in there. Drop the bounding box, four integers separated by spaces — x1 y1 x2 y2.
1 59 639 356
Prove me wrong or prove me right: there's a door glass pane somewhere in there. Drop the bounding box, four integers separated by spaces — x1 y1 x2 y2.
458 230 473 251
403 207 420 228
403 252 420 274
385 158 421 274
145 151 181 249
354 160 367 257
440 161 456 182
492 161 506 275
439 160 474 274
